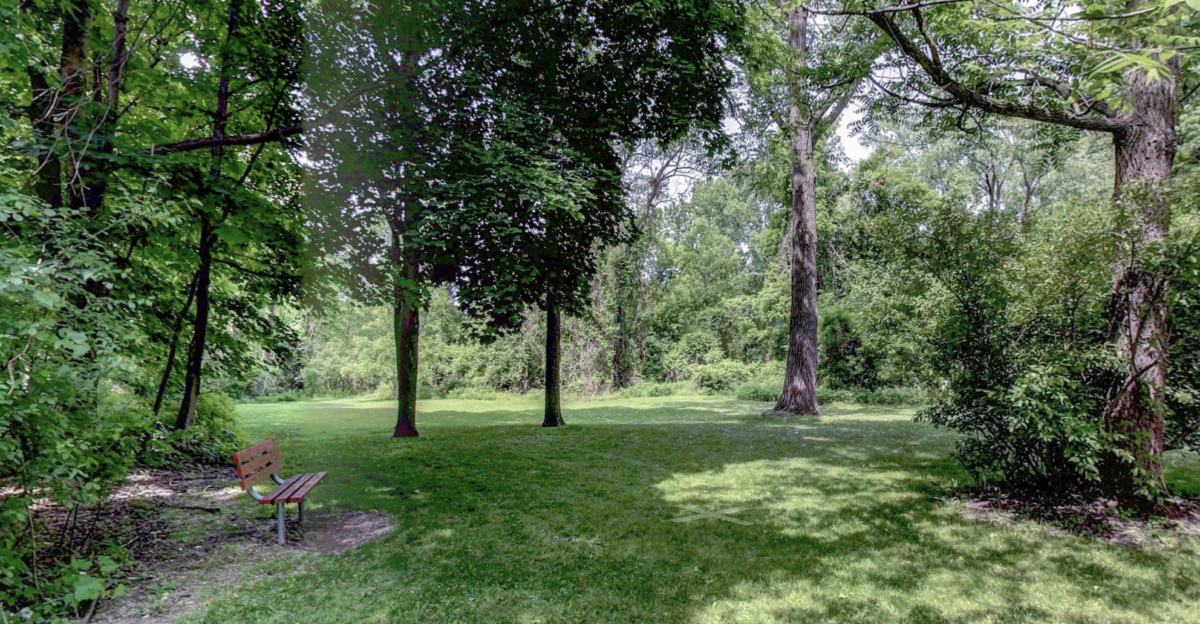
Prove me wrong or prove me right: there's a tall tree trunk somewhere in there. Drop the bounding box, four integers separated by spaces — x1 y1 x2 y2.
543 297 564 427
58 0 90 210
173 221 213 430
153 273 198 415
612 251 635 389
77 0 130 214
771 6 820 416
392 219 420 437
174 5 235 429
1103 66 1178 495
23 0 62 209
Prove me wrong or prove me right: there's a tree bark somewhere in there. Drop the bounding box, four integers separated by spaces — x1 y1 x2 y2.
1103 65 1178 495
153 273 198 415
771 6 821 416
76 0 130 214
25 17 62 209
391 218 420 437
58 0 91 210
173 220 213 430
18 0 61 208
543 297 565 427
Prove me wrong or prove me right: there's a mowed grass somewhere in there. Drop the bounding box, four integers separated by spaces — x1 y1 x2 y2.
190 396 1200 623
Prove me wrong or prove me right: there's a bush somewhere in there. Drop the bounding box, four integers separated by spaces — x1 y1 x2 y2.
819 302 883 389
144 393 245 466
237 389 310 404
614 381 692 398
736 381 778 402
691 360 751 393
812 385 928 406
447 385 511 400
867 386 929 406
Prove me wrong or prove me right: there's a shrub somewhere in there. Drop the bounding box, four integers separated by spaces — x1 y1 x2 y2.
691 360 751 393
237 389 310 404
614 381 691 399
818 302 883 389
867 386 929 406
145 393 245 466
736 381 778 402
447 385 509 400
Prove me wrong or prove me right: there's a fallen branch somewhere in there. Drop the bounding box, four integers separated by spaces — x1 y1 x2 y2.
160 503 221 513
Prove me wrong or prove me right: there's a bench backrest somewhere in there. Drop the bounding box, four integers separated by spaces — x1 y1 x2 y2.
233 439 283 490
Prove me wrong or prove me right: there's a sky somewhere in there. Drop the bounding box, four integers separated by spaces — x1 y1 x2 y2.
834 104 872 165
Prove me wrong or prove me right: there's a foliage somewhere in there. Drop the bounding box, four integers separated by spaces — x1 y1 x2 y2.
817 300 883 390
849 147 1200 497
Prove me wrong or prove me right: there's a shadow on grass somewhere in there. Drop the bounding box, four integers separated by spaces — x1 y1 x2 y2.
205 406 1199 624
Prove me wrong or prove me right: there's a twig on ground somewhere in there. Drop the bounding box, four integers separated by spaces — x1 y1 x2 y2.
160 503 221 513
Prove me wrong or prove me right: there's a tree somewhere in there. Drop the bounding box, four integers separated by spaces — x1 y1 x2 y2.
740 2 876 415
12 0 308 432
167 0 306 430
451 0 747 427
610 139 716 389
304 0 744 431
847 0 1198 495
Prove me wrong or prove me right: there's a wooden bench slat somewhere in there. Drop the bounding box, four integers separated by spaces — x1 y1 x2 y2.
276 473 320 502
236 440 324 517
284 472 325 503
262 472 318 504
236 449 281 478
258 473 307 504
233 438 277 465
239 457 284 490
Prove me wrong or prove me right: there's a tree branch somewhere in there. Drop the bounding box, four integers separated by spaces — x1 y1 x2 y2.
150 79 392 155
867 11 1127 132
812 0 971 16
212 256 295 281
813 79 861 143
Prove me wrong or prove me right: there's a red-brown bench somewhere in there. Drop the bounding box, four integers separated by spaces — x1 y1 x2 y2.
233 439 325 544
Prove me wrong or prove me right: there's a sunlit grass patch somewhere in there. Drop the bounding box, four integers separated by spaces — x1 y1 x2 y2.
180 396 1200 624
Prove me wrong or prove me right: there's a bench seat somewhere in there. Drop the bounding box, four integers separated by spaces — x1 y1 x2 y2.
259 472 326 505
233 439 325 544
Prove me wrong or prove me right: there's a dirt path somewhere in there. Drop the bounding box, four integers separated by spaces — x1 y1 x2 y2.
58 468 393 623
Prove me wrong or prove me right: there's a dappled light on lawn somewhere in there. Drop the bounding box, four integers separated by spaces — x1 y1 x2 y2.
171 397 1200 623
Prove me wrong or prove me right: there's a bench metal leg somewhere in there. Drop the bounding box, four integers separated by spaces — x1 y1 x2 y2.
277 503 286 545
298 501 305 524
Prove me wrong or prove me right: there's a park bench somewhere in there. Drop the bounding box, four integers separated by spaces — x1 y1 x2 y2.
233 439 325 544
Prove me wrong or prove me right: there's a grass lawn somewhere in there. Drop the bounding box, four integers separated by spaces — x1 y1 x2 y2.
190 396 1200 623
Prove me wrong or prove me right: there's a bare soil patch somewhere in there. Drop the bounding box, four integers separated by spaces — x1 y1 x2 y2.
958 494 1200 548
35 467 394 623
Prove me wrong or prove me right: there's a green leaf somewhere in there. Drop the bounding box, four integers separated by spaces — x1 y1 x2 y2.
72 574 105 603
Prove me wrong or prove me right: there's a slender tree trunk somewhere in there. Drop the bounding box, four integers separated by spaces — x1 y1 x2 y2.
612 251 635 389
153 274 198 415
173 220 213 430
392 219 420 437
543 296 564 427
77 0 130 214
1103 66 1178 495
24 3 62 210
771 6 820 416
174 6 235 429
58 0 90 210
